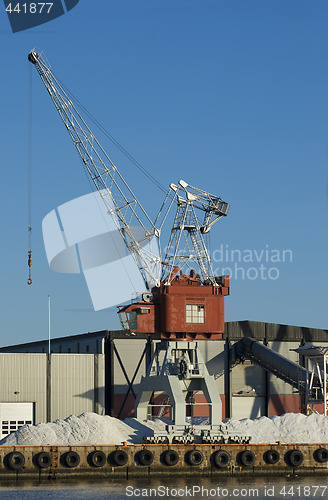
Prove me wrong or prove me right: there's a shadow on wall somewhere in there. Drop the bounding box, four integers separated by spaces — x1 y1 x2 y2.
235 321 266 419
244 365 265 419
237 321 302 416
270 324 299 415
206 351 225 378
75 388 105 414
76 386 141 419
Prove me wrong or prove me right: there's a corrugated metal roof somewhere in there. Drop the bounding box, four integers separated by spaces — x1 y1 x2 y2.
1 321 328 352
293 345 328 357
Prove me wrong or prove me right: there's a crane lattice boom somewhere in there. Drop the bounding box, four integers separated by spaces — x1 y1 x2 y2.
29 49 229 294
28 49 161 290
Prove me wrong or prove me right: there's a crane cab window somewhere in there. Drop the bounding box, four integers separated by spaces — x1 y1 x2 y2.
186 304 205 323
118 310 138 330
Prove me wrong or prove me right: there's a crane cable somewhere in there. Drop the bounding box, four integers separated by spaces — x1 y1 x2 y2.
27 66 176 290
53 73 168 195
27 64 32 285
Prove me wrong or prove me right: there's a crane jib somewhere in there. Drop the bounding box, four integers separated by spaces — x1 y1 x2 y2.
28 48 162 291
28 49 229 299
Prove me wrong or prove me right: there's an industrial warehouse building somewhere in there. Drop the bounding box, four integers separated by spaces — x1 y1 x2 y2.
0 320 327 439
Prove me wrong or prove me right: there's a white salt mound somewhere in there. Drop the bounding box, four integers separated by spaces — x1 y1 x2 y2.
223 412 328 444
0 413 166 446
0 412 327 446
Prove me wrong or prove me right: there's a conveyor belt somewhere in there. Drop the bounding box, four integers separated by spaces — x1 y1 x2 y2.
233 337 318 389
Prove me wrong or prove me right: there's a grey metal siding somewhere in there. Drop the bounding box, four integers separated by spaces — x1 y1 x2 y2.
267 341 302 395
0 354 47 424
51 355 93 421
0 353 105 425
231 361 266 396
113 339 147 393
199 340 225 394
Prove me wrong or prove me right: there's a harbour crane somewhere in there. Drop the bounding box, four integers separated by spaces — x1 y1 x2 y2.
29 49 237 443
28 48 230 342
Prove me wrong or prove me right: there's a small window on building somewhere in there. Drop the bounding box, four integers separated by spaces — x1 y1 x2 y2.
86 345 89 353
118 310 138 330
186 304 205 324
128 311 138 329
67 347 71 353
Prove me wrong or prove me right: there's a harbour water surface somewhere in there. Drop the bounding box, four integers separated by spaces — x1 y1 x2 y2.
0 476 326 500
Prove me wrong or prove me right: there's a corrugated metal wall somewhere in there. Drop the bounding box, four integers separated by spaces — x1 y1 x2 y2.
1 322 328 420
198 341 225 394
113 339 147 392
0 354 47 423
267 341 300 395
0 354 104 424
50 354 105 421
231 395 265 419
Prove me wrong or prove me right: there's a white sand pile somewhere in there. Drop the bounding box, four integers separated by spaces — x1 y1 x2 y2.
223 412 328 444
0 412 166 446
0 412 327 446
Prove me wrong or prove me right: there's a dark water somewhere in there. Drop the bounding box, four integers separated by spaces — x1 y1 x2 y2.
0 476 327 500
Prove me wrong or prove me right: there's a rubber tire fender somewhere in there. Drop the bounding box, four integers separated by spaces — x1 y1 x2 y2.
315 448 328 463
240 450 255 467
187 450 203 466
288 450 303 467
163 449 179 466
265 449 280 465
7 451 25 471
89 450 106 468
213 450 231 468
112 450 128 467
36 451 52 469
64 451 80 468
138 449 154 466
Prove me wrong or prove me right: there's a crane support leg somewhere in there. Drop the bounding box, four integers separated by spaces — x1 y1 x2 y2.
135 342 222 426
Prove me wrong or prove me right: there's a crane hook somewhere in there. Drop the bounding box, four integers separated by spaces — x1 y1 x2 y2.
27 250 32 285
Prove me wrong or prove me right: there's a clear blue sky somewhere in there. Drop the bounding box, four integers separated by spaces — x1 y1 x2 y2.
1 0 328 347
